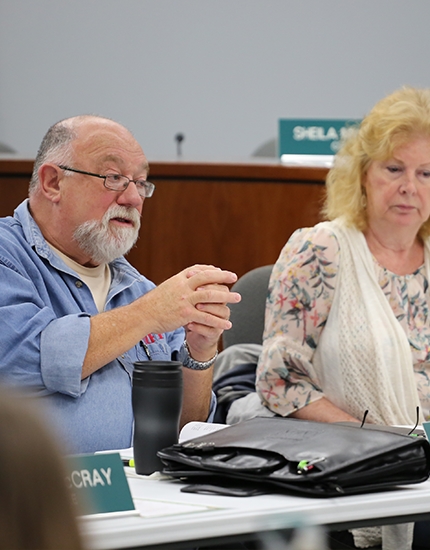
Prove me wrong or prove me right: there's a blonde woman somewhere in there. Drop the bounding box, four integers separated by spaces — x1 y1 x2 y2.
256 87 430 549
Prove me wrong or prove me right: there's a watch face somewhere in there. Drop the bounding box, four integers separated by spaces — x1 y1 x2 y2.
177 343 188 364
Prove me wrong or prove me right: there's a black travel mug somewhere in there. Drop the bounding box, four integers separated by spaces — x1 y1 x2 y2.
132 361 183 475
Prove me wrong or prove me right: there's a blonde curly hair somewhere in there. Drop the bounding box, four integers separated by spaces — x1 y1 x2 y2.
323 86 430 238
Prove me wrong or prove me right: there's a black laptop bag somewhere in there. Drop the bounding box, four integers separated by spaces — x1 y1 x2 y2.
158 417 430 497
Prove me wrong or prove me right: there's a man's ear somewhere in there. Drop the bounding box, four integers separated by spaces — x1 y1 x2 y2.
37 164 63 203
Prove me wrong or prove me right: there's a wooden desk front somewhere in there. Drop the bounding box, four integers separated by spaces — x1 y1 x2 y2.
0 158 327 284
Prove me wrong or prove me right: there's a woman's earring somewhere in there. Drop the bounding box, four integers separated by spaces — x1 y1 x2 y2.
361 194 367 209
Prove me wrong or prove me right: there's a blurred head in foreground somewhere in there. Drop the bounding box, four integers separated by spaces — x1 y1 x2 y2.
0 387 84 550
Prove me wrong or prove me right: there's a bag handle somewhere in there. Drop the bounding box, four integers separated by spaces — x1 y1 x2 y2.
197 447 286 474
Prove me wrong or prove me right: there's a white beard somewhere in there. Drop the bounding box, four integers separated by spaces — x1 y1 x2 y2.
73 205 141 265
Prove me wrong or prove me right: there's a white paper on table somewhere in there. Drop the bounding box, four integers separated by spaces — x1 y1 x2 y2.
179 421 229 443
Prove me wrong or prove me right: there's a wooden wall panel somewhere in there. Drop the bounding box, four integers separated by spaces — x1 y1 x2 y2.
0 158 327 284
0 158 33 217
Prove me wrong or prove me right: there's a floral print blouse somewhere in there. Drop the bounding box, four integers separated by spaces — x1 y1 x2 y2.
256 224 430 421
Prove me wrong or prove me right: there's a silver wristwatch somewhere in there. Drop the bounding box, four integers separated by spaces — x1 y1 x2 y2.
178 341 218 371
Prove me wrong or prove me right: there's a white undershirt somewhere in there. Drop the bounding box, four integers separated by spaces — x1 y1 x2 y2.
48 244 111 313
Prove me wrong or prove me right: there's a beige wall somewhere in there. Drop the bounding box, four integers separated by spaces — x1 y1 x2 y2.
1 0 430 161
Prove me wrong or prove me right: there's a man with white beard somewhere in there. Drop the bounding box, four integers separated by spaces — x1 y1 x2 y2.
0 115 241 453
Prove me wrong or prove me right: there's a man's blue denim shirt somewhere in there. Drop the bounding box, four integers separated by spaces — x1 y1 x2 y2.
0 200 214 453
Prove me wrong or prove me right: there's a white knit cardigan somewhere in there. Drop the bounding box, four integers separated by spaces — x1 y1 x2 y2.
313 218 425 426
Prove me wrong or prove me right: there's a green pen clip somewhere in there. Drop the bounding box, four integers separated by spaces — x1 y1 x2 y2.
297 457 325 474
297 460 309 471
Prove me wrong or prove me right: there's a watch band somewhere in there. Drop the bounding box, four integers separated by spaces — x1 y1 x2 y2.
181 341 218 371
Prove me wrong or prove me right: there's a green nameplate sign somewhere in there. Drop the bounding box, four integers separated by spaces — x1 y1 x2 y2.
65 452 135 515
278 118 360 156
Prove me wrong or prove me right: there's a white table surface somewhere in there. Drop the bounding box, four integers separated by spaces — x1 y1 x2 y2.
80 470 430 550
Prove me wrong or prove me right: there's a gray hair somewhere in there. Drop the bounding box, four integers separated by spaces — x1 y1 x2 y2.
29 119 77 196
